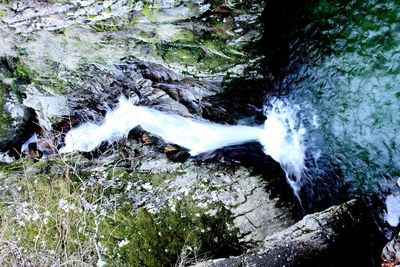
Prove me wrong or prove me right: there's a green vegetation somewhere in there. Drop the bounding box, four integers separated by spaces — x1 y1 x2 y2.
100 201 239 266
0 154 241 266
94 20 119 32
9 66 30 79
0 1 265 263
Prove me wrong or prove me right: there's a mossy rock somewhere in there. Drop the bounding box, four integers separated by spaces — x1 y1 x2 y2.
100 201 240 266
0 58 35 151
0 155 242 266
0 83 27 151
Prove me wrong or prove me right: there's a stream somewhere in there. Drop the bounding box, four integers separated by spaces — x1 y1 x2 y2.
0 0 399 264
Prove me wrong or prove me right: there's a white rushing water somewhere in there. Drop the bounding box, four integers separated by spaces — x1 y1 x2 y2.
384 192 400 227
60 96 307 183
384 178 400 227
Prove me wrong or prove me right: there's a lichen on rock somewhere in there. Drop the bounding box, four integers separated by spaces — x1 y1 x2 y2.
0 130 297 266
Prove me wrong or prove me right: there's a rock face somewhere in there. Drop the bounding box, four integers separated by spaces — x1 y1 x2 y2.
0 83 27 150
0 59 34 152
0 0 264 78
0 0 265 150
198 199 386 267
4 54 228 157
0 1 301 265
130 146 297 244
0 52 299 264
64 56 222 122
0 54 224 154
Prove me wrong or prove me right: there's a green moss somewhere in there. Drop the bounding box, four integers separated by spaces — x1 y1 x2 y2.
127 0 137 8
159 30 249 74
142 6 152 18
4 60 33 85
137 171 182 187
0 158 96 263
85 14 96 19
99 200 240 267
107 167 131 181
172 29 195 43
9 66 30 79
163 46 203 67
0 83 8 124
142 2 159 23
93 20 120 32
0 156 241 265
0 157 34 172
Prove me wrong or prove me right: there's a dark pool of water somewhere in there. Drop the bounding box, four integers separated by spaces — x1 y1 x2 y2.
261 0 400 213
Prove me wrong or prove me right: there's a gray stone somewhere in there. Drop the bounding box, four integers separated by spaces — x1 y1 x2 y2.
23 93 69 130
197 199 386 267
105 145 297 245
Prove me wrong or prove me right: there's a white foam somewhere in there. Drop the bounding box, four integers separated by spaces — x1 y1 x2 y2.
384 193 400 227
259 100 306 182
60 96 307 181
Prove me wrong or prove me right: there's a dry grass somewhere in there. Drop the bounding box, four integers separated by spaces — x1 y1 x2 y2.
0 142 110 266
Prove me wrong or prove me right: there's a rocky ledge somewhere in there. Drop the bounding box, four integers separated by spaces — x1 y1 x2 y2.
198 199 387 267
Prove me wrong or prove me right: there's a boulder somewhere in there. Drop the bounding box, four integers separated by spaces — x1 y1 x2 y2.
197 199 386 267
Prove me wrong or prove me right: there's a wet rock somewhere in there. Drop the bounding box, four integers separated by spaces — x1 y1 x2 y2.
23 91 69 130
197 199 386 267
382 232 400 266
0 151 14 163
0 54 223 151
0 0 266 147
0 135 298 265
62 56 223 124
0 1 298 265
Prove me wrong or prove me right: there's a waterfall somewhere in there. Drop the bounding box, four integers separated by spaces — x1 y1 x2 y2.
384 192 400 227
60 96 307 185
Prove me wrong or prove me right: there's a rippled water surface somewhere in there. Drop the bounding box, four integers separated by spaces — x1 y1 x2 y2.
281 0 400 200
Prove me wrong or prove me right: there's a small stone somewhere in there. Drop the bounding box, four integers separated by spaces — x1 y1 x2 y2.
142 133 153 145
164 144 177 153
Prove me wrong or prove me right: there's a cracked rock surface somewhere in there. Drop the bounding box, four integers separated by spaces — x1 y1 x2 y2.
121 145 297 244
0 0 264 78
197 199 386 267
